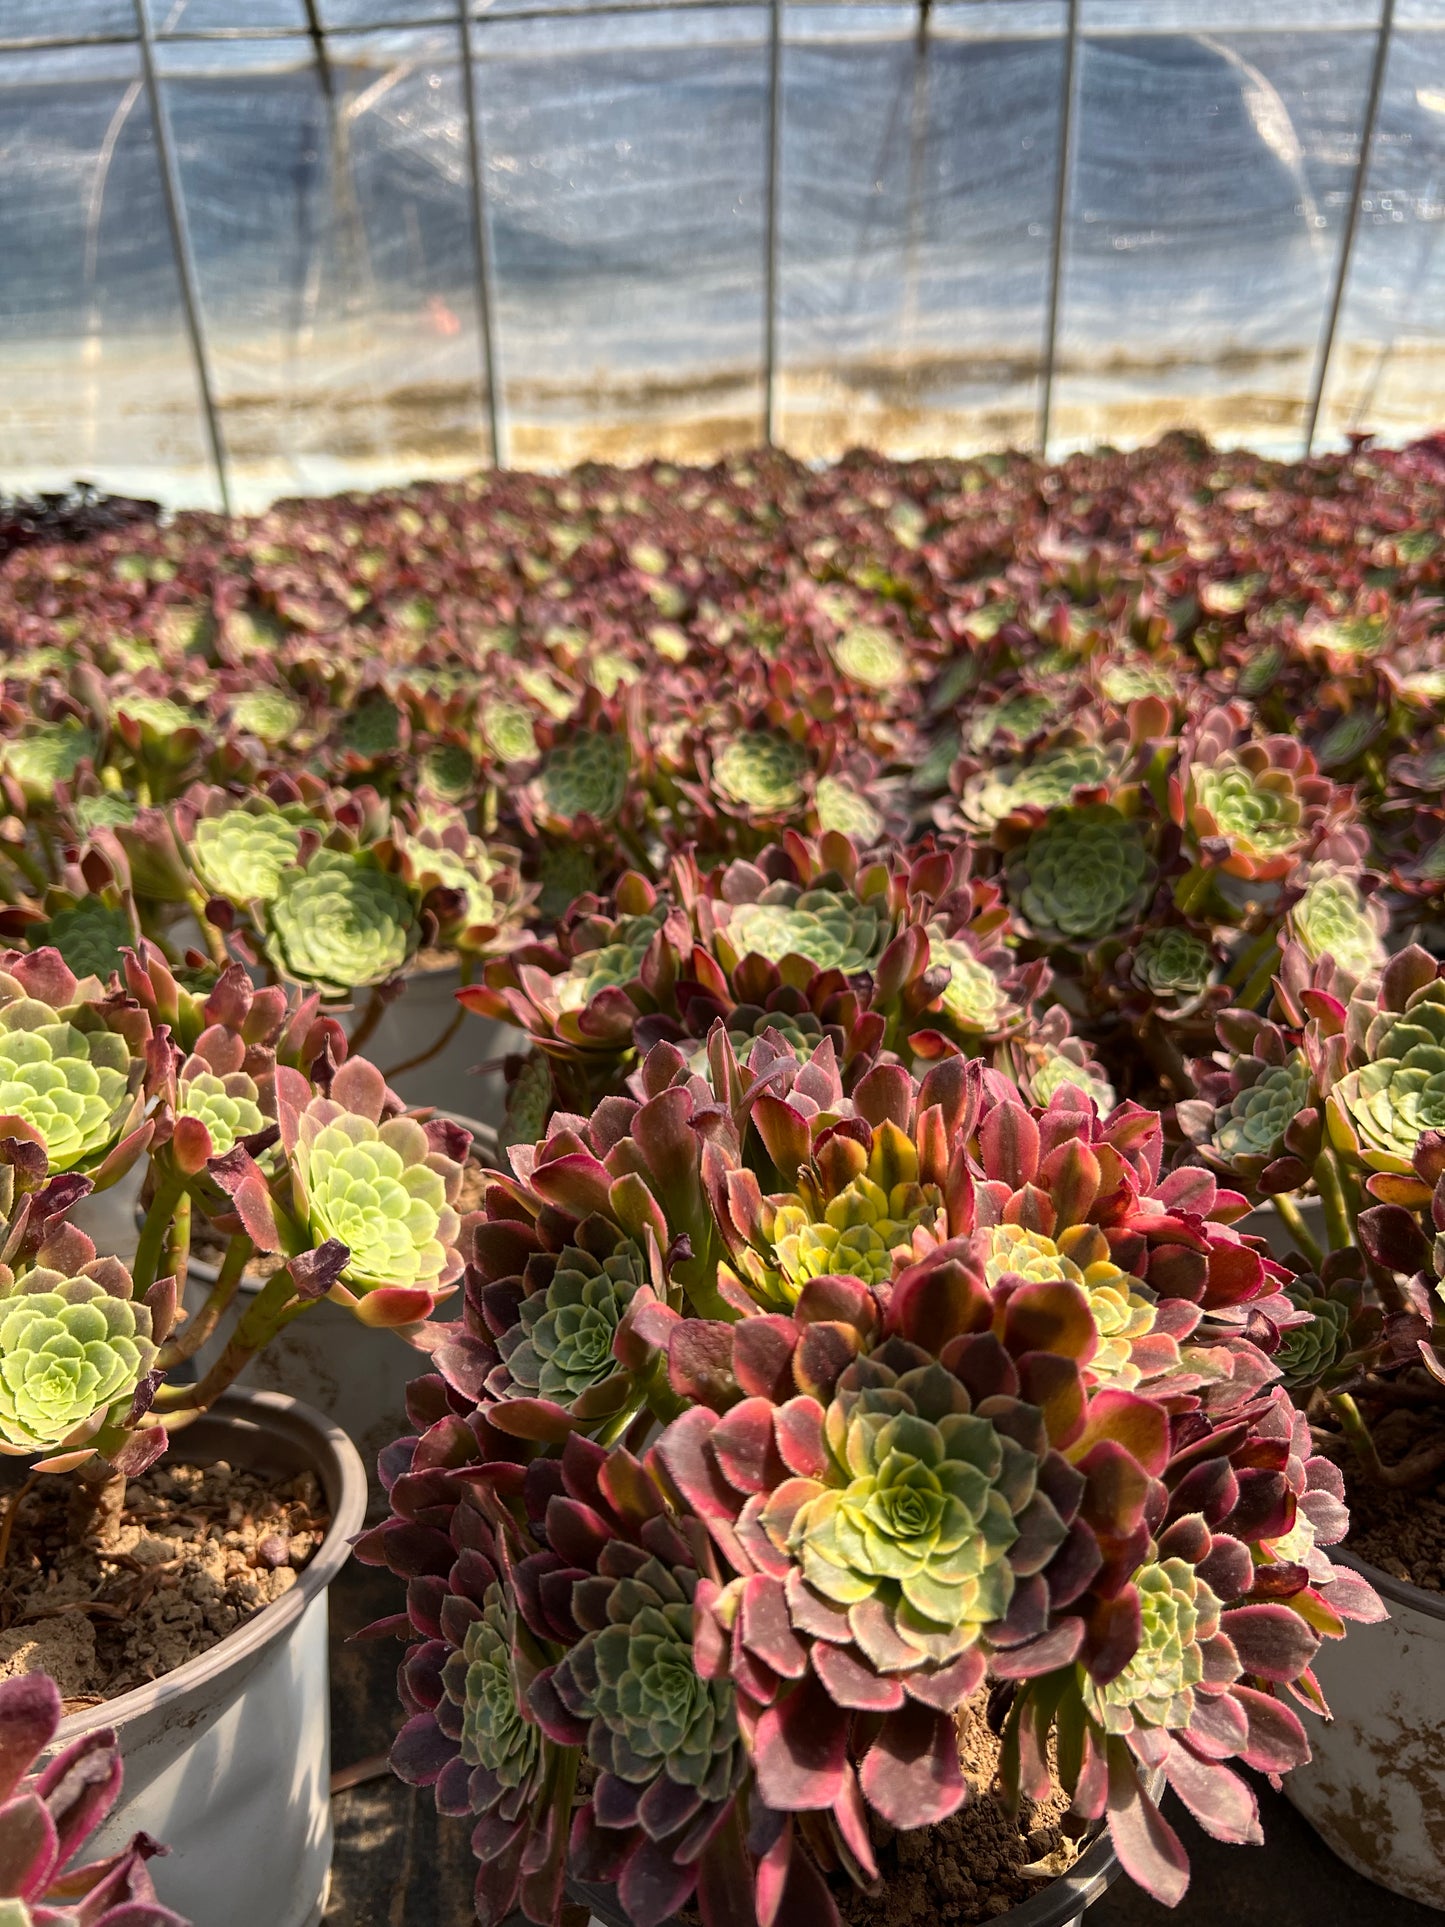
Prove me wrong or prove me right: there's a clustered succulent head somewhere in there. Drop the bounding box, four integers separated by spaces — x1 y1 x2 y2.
1007 803 1155 943
0 952 142 1177
0 1672 191 1926
359 1027 1383 1926
0 1248 155 1454
265 850 418 995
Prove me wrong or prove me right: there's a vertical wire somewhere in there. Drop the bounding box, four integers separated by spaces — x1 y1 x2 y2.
131 0 231 513
1037 0 1079 459
762 0 783 446
457 0 505 467
1304 0 1396 456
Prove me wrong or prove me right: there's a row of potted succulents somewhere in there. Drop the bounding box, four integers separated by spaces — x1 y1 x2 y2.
0 434 1443 1926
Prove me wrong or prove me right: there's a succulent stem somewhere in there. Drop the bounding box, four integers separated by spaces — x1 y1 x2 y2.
1311 1151 1353 1254
1329 1390 1445 1489
157 1232 253 1370
380 959 473 1082
346 987 387 1057
164 1267 301 1414
1270 1194 1325 1270
132 1171 187 1296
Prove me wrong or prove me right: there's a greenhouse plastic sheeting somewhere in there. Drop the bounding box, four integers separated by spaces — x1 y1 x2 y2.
0 0 1440 510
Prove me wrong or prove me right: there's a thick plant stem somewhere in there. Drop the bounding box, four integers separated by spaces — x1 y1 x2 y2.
1330 1390 1445 1489
157 1233 253 1369
0 1471 40 1572
163 1268 301 1415
1312 1152 1353 1255
1271 1194 1325 1270
132 1173 187 1295
1174 865 1215 920
162 1192 191 1293
67 1456 127 1552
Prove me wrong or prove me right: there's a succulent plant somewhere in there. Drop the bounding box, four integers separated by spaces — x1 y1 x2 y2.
339 695 403 762
0 1249 156 1455
1273 1281 1351 1389
1331 959 1445 1174
1079 1557 1221 1736
1007 804 1155 943
711 732 808 814
0 952 142 1176
418 741 476 803
927 929 1015 1038
976 1222 1159 1390
229 686 303 744
534 729 629 825
1210 1051 1314 1169
720 882 890 977
1026 1044 1117 1116
832 625 910 690
1130 925 1215 1004
0 1673 189 1926
279 1058 464 1324
813 774 883 843
177 1057 266 1160
2 721 96 804
499 1051 553 1154
39 898 133 983
191 804 309 906
1290 868 1386 984
265 850 418 995
958 742 1113 833
70 790 138 836
482 701 539 766
1174 709 1335 882
486 1218 650 1425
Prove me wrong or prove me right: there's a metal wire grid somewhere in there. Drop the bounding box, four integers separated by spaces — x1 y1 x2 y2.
2 0 1404 510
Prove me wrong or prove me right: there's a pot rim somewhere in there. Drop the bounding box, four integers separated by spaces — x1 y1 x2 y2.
1331 1541 1445 1621
50 1388 367 1741
167 1113 500 1290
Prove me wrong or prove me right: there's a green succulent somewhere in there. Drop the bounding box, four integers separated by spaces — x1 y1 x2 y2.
1008 805 1155 943
1189 759 1303 863
500 1052 554 1154
537 731 629 824
712 734 808 814
1317 713 1379 771
1130 927 1215 1003
192 808 307 906
1396 670 1445 709
115 694 196 740
1096 658 1175 705
515 667 576 721
586 651 641 699
928 932 1010 1037
0 1265 156 1451
536 843 599 922
1292 871 1385 983
1212 1053 1313 1165
442 1583 540 1787
483 702 539 765
0 993 133 1173
1029 1049 1117 1116
778 1360 1031 1646
911 732 959 799
2 723 96 803
1305 613 1388 659
179 1065 266 1158
966 692 1057 752
71 791 137 834
729 1124 941 1310
340 698 401 761
557 909 668 1014
647 622 689 664
814 775 882 843
1335 980 1445 1172
498 1229 646 1406
1274 1285 1351 1390
1082 1559 1227 1735
293 1106 459 1296
1236 643 1284 698
960 744 1112 832
418 744 477 804
266 850 417 994
723 884 889 977
833 625 910 690
978 1222 1157 1389
230 688 303 744
41 900 131 983
566 1552 740 1797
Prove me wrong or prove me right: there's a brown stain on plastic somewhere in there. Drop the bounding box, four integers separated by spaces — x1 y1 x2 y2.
1302 1706 1445 1904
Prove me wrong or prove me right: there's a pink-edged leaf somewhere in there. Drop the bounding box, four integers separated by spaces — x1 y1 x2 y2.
1004 1281 1098 1363
980 1099 1040 1189
1164 1742 1262 1844
618 1832 699 1927
1220 1604 1319 1683
0 1674 60 1802
773 1398 828 1480
528 1150 614 1220
1105 1742 1189 1908
1320 1568 1388 1624
668 1321 741 1413
809 1639 904 1712
389 1712 456 1786
208 1145 284 1250
103 1423 169 1481
989 1619 1085 1680
740 1573 808 1680
712 1398 787 1495
903 1649 985 1712
0 1789 56 1900
732 1315 798 1402
754 1675 850 1811
859 1700 966 1828
888 1249 991 1354
1183 1691 1250 1760
1233 1684 1311 1773
752 1095 811 1185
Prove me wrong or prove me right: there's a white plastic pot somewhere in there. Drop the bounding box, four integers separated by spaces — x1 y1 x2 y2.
174 1116 497 1486
44 1390 367 1927
342 957 520 1123
1286 1548 1445 1909
68 1157 147 1265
